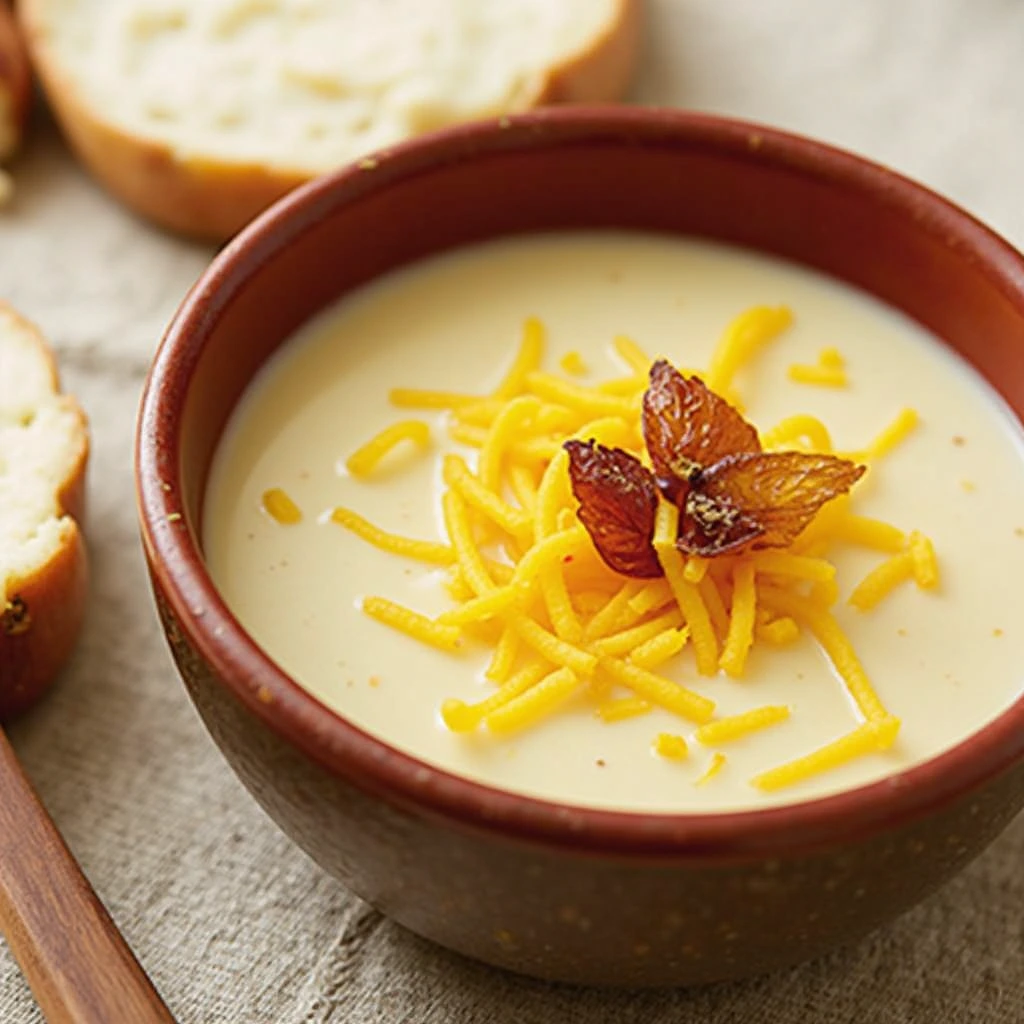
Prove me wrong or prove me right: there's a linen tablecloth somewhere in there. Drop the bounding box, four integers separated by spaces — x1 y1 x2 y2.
2 1 1022 1020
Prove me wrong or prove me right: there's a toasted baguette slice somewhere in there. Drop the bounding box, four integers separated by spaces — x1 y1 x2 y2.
0 303 89 720
21 0 641 240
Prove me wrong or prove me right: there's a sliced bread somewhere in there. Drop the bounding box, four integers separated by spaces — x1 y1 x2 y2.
20 0 641 239
0 303 89 719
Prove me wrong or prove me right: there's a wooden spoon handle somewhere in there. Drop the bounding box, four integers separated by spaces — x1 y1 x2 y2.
0 728 176 1023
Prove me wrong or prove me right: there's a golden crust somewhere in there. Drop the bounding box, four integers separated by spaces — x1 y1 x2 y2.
534 0 642 106
19 0 642 241
0 1 32 161
0 302 90 720
0 526 87 720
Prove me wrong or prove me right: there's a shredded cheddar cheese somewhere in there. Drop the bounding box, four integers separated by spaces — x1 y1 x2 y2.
909 531 940 589
848 550 915 611
696 752 728 785
787 348 849 388
696 705 790 745
389 387 478 410
494 317 546 398
719 561 756 678
484 666 580 735
653 733 689 760
613 334 653 375
262 487 302 524
442 662 548 731
331 507 454 564
761 414 834 453
345 420 431 477
752 716 900 791
437 585 520 626
597 696 653 723
559 351 588 376
865 407 920 460
322 307 943 798
706 305 793 394
755 616 800 646
629 625 689 669
362 596 461 652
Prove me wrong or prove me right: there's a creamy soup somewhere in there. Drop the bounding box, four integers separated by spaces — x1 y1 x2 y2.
203 233 1024 812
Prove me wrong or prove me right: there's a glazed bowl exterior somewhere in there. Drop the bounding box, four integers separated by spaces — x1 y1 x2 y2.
136 107 1024 987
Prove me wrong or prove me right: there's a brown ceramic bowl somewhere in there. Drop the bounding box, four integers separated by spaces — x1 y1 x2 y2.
136 107 1024 987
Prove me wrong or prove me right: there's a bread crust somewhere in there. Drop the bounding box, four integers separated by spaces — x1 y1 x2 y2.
0 0 32 161
19 0 642 240
0 302 89 720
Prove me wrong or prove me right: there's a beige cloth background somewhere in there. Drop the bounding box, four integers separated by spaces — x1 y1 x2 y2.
2 0 1023 1020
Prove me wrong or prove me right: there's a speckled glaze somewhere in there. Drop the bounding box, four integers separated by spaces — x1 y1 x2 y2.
136 108 1024 986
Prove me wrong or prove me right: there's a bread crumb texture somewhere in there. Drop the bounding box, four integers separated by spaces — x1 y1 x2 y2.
0 304 87 604
34 0 627 171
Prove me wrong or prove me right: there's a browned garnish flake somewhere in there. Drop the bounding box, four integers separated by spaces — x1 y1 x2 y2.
564 440 661 577
643 360 760 497
689 451 866 555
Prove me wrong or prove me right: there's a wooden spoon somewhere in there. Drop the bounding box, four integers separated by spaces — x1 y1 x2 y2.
0 728 176 1022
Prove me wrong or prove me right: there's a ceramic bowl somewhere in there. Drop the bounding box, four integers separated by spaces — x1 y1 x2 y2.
135 107 1024 987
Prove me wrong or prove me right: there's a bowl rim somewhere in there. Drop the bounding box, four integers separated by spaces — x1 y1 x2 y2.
136 105 1024 859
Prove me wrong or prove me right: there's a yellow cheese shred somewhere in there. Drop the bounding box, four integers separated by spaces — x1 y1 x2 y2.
848 550 915 611
909 531 940 589
601 658 715 725
661 550 719 676
515 617 598 677
389 387 479 410
596 696 653 723
696 704 790 745
559 351 588 376
706 305 793 394
478 396 541 493
787 348 848 389
695 752 728 786
755 616 800 646
865 407 919 460
442 455 531 539
485 625 519 683
442 662 548 731
484 667 580 735
630 625 689 669
494 317 546 399
653 733 689 760
613 334 653 375
362 596 461 652
437 585 520 626
591 609 683 658
584 580 646 639
761 414 834 453
346 420 431 477
752 716 900 792
331 507 454 565
441 490 495 596
719 561 756 678
539 563 584 643
525 372 636 420
262 487 302 525
832 515 906 554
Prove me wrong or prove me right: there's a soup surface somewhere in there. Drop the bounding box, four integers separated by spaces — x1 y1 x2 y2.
204 233 1024 811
